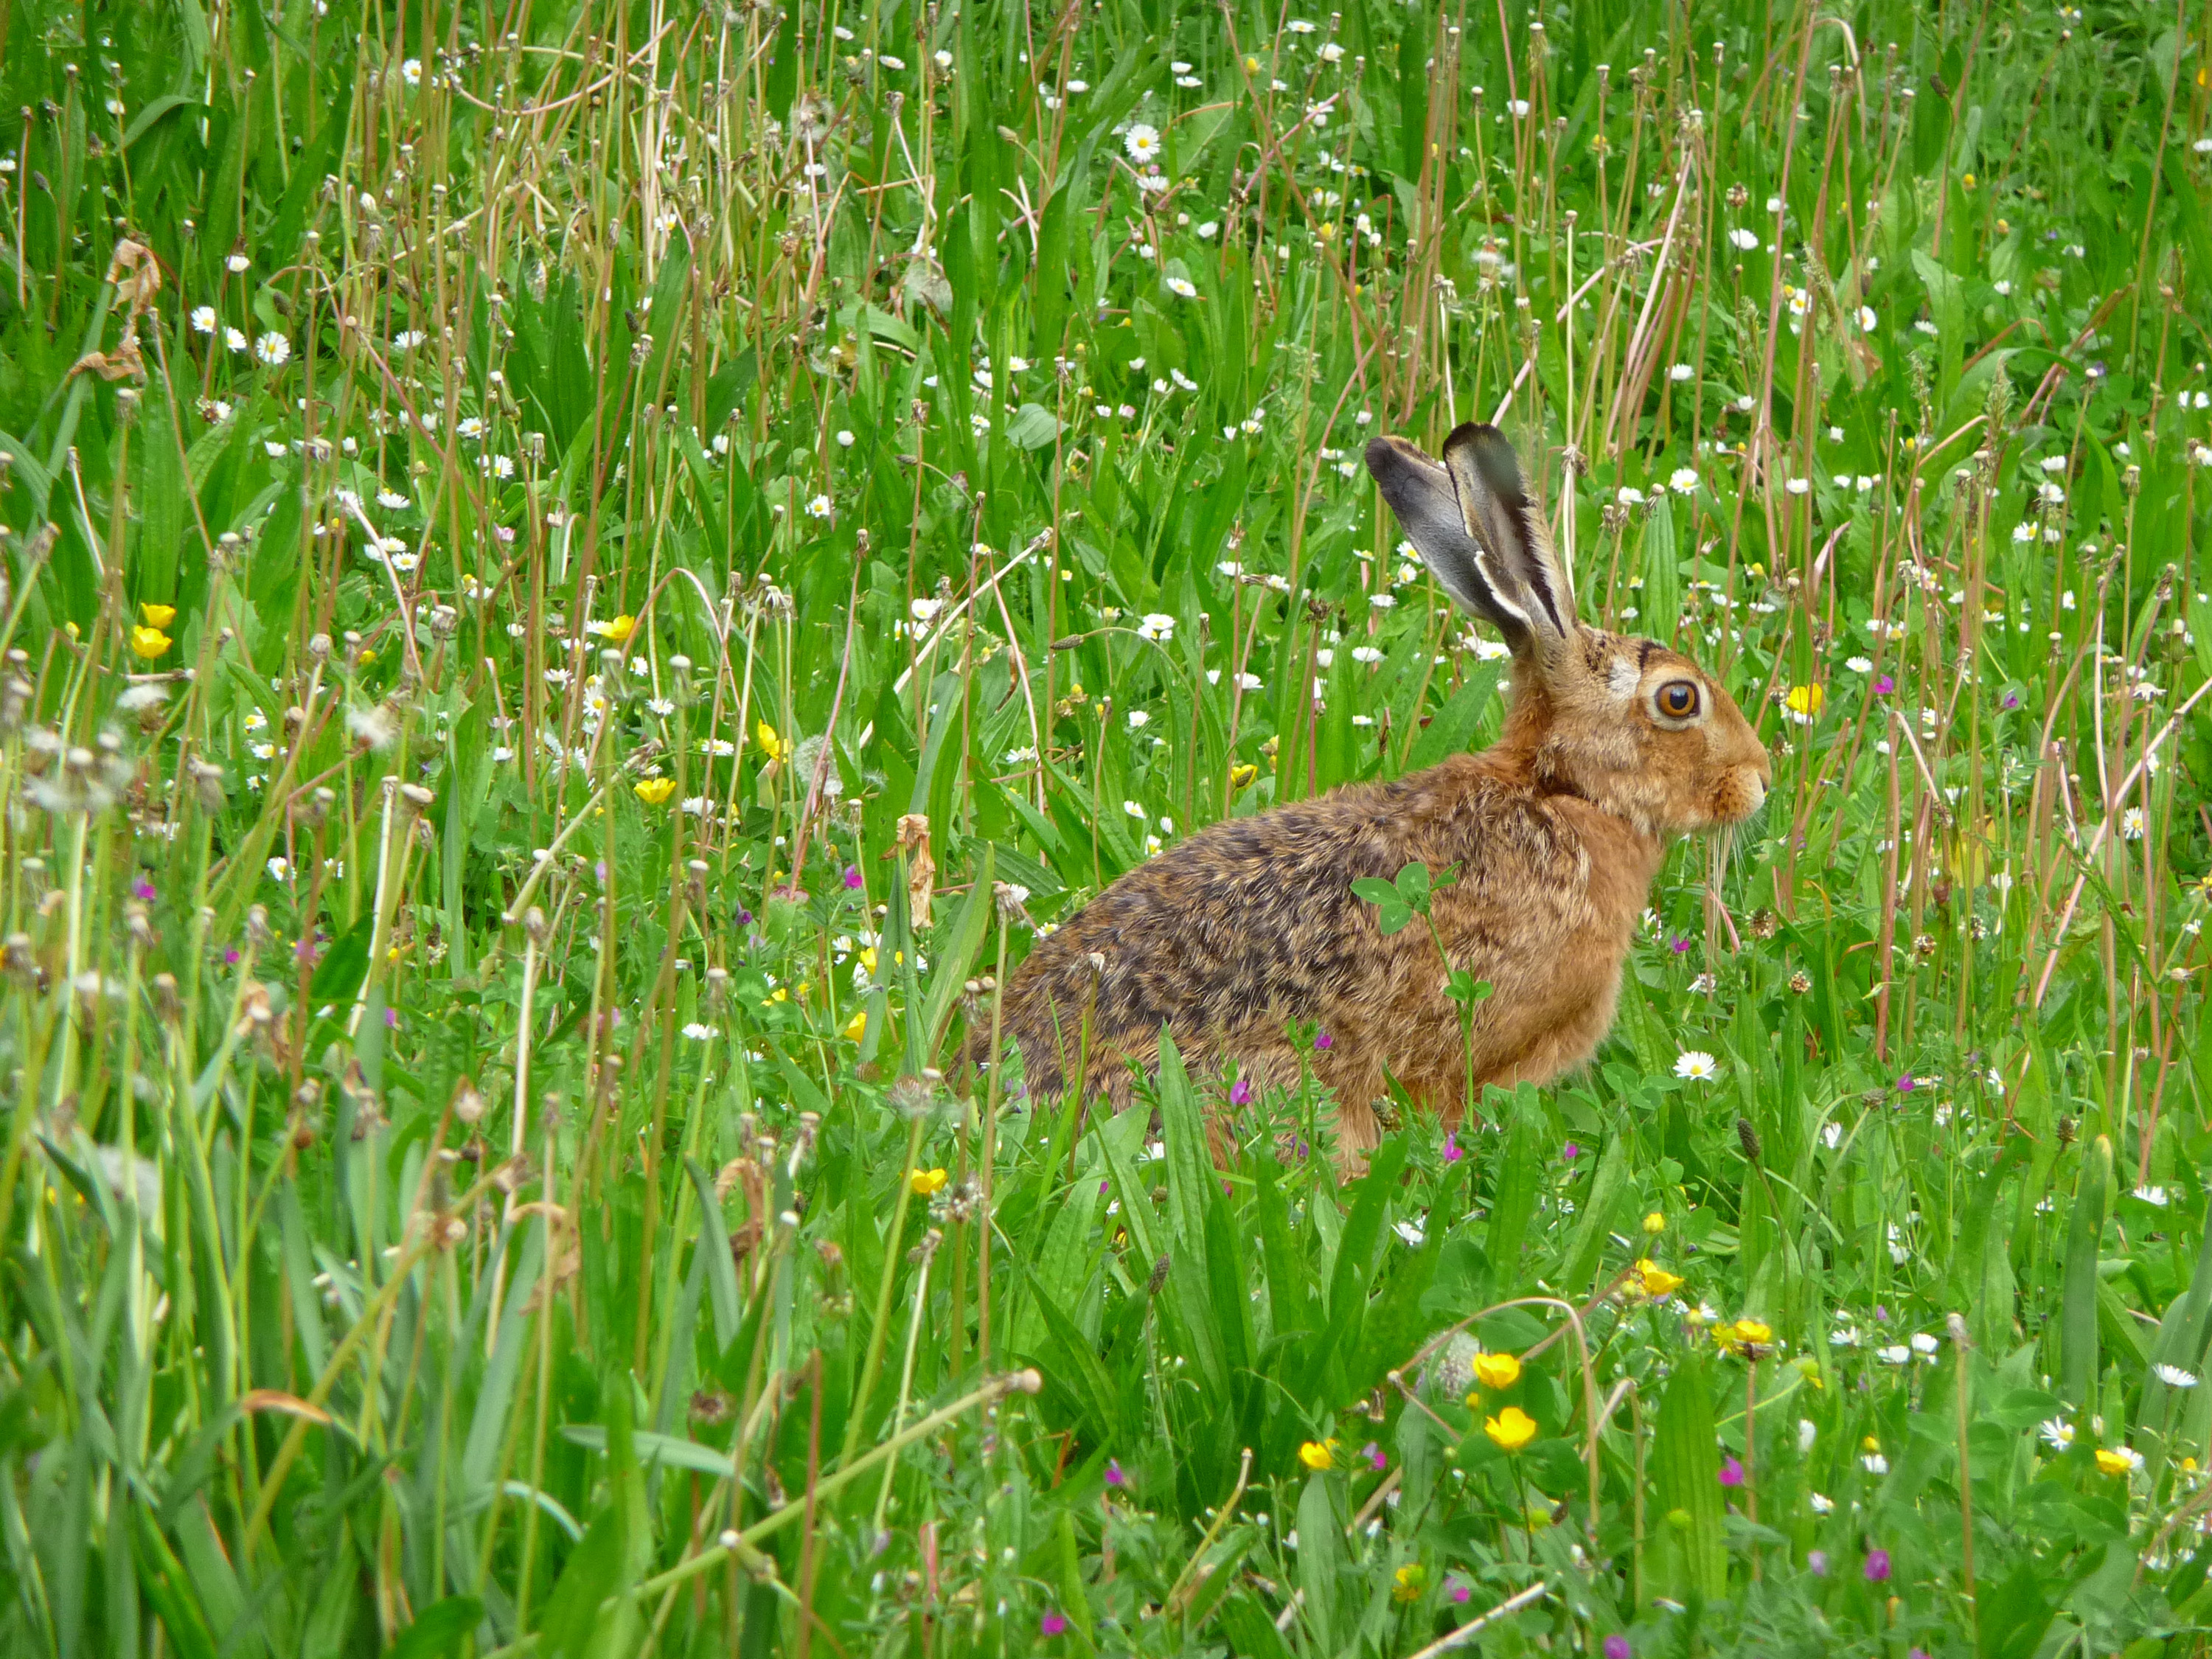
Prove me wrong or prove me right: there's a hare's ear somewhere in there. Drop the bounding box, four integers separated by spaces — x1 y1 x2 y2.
1364 435 1533 650
1439 423 1576 645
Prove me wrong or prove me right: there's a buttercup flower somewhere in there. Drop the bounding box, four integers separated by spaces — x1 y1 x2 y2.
129 625 172 660
911 1167 949 1196
139 602 176 628
633 777 676 805
1472 1351 1521 1390
1484 1407 1538 1452
1297 1439 1337 1470
1636 1260 1684 1298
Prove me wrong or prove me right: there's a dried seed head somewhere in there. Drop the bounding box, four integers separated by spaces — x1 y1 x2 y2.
887 1073 936 1118
1737 1118 1763 1163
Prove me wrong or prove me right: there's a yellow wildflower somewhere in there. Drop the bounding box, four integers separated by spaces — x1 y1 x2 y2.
1784 684 1823 718
1642 1211 1666 1234
1733 1319 1773 1346
910 1167 949 1196
756 721 789 763
1229 763 1258 790
602 613 636 644
139 602 176 628
841 1009 867 1041
128 625 172 660
1472 1352 1521 1391
2094 1447 2139 1477
1296 1439 1336 1471
1391 1564 1425 1604
859 946 880 974
1484 1407 1538 1453
1636 1259 1684 1298
633 777 676 805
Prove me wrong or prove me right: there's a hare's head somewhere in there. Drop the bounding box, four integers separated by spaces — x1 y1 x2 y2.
1367 423 1770 840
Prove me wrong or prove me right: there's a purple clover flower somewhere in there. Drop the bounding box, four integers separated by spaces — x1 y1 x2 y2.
1865 1548 1891 1582
1604 1638 1632 1659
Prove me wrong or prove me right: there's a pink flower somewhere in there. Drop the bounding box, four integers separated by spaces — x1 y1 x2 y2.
1104 1458 1127 1487
1604 1638 1632 1659
844 865 863 889
1808 1550 1828 1576
1314 1032 1332 1051
1041 1610 1069 1636
1872 674 1894 695
1717 1455 1745 1487
1230 1077 1254 1107
1361 1441 1387 1472
1562 1141 1581 1161
1443 1130 1464 1164
1864 1548 1891 1582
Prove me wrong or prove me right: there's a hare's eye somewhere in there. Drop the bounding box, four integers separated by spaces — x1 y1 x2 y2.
1656 681 1700 720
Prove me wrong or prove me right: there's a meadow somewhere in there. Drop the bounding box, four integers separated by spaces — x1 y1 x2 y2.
2 0 2211 1652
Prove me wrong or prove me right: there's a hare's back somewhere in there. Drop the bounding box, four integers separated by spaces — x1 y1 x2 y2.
1003 766 1498 1065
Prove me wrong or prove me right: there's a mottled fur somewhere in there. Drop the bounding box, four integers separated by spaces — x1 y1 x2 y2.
982 424 1770 1154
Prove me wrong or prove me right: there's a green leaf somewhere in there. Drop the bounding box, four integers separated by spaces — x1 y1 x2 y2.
1006 403 1064 450
917 844 995 1060
1292 1473 1343 1649
685 1161 745 1353
1648 1354 1727 1606
384 1597 484 1659
2061 1137 2112 1406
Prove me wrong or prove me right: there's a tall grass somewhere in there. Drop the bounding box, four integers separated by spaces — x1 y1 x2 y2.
1 0 2211 1653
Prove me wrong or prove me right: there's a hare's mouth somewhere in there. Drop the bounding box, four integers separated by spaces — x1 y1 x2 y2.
1714 765 1767 824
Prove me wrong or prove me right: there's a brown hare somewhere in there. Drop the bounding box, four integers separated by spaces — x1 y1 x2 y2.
984 422 1770 1155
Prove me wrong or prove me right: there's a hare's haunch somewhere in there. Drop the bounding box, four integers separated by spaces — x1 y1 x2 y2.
984 424 1770 1154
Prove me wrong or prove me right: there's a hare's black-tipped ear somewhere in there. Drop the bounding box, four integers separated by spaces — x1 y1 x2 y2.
1439 423 1576 644
1364 435 1532 650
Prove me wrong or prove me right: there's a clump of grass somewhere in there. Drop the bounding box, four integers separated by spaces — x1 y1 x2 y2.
1 0 2210 1655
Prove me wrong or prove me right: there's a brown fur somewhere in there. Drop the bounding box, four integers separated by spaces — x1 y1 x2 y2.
978 425 1770 1155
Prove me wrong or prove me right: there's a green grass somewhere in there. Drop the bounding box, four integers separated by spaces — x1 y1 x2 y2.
1 0 2211 1653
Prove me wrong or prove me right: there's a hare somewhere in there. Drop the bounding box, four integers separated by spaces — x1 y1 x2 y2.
983 422 1770 1155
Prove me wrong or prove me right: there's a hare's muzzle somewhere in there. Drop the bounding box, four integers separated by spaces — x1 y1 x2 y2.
1718 745 1773 822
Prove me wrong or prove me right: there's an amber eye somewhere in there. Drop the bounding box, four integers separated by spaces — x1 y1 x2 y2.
1657 681 1700 720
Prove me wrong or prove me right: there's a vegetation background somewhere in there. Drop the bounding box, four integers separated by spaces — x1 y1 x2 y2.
1 0 2211 1652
